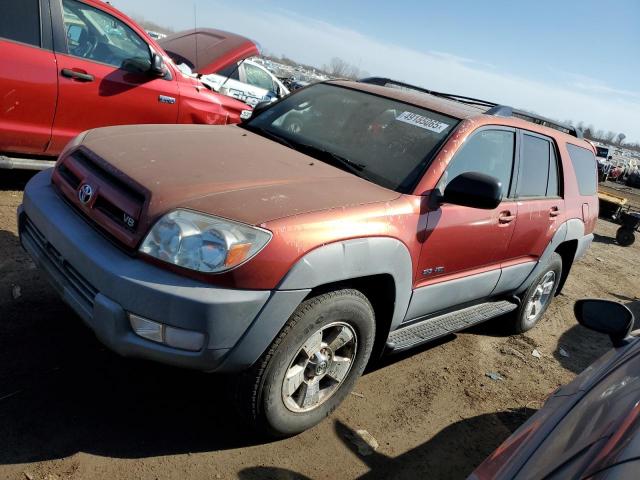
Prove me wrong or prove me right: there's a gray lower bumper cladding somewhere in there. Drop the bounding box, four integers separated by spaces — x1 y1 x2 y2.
19 170 309 372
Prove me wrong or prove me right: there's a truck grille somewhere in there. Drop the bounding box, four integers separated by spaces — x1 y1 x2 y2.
52 148 149 249
22 217 98 310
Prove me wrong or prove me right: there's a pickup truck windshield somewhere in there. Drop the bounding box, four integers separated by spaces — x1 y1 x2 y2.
244 83 459 192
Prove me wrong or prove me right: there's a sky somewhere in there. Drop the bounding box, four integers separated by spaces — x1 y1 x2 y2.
117 0 640 142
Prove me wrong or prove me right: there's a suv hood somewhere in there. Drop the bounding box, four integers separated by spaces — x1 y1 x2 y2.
158 28 259 75
69 124 399 247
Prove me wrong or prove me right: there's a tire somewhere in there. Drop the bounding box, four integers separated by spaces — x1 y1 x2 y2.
509 253 563 334
237 289 376 437
616 227 636 247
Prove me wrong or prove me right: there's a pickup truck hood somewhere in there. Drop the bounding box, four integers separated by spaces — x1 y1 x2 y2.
158 28 259 75
78 124 400 229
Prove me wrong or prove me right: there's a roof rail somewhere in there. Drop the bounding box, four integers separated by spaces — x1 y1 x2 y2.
359 77 584 139
486 106 583 138
359 77 497 108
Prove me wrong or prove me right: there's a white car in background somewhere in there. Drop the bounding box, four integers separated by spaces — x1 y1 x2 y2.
201 59 290 107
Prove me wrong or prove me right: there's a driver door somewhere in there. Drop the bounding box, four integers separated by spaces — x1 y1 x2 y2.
407 127 519 319
48 0 179 154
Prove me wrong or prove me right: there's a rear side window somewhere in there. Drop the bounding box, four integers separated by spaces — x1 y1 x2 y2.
518 133 559 198
0 0 41 47
567 144 598 196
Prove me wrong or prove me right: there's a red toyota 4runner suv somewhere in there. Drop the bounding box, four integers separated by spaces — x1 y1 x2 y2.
19 78 598 436
1 0 257 170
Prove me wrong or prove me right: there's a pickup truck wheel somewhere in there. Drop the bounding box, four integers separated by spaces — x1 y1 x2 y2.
238 289 375 437
510 253 563 333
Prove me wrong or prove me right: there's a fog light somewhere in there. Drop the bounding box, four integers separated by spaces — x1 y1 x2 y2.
128 313 205 352
129 314 163 343
165 325 205 352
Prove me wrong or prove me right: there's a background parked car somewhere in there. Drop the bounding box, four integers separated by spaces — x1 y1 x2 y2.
201 59 290 107
470 299 640 480
0 0 255 170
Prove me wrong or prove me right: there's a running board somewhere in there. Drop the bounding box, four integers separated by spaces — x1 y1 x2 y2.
386 300 518 352
0 155 56 170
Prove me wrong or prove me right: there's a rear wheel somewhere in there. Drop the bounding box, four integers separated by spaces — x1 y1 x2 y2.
509 253 562 333
616 227 636 247
237 289 375 437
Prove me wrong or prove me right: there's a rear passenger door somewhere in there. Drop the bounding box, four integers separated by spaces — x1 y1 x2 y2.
0 0 58 154
505 131 564 264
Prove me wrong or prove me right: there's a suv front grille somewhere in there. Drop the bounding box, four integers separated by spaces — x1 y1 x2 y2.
52 148 149 249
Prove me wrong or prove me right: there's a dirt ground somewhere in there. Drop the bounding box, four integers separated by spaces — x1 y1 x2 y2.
1 171 639 480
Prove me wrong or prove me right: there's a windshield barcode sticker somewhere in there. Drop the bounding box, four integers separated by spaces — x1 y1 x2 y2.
396 112 449 133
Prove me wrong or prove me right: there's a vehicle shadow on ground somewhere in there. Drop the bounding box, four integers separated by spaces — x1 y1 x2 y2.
238 410 534 480
592 232 617 245
0 170 37 191
552 300 640 374
0 309 270 465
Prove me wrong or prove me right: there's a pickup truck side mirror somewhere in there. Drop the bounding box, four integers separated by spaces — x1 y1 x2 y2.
243 101 271 122
441 172 502 210
149 53 167 77
574 299 635 347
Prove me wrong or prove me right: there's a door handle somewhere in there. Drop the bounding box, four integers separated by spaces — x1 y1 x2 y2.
61 68 94 82
498 211 516 224
549 206 560 218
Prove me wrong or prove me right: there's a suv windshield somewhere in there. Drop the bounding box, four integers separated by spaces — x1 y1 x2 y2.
244 83 459 192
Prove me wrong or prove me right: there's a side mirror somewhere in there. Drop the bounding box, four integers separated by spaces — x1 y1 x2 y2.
244 101 271 122
574 299 635 347
441 172 502 210
149 53 166 77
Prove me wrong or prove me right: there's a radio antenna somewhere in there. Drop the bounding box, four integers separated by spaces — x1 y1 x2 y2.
194 3 198 71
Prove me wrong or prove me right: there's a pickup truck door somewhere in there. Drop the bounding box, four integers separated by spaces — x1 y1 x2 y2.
47 0 179 155
408 127 518 320
0 0 57 155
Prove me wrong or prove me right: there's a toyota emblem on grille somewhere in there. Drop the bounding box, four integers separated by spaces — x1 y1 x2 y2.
78 184 94 205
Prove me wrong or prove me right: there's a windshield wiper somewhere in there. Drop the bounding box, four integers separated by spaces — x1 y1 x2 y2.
242 125 366 176
292 142 367 175
242 124 296 149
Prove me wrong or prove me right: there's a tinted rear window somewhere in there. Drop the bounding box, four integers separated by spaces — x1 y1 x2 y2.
566 144 597 196
0 0 40 47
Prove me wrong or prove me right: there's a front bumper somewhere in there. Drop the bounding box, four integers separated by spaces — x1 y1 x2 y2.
19 170 309 371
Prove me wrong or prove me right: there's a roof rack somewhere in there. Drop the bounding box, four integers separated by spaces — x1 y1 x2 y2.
359 77 496 108
358 77 583 139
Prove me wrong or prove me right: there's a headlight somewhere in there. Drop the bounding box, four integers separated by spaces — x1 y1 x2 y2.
140 210 272 273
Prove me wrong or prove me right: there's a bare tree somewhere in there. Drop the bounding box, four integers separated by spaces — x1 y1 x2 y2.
323 57 361 79
605 131 617 142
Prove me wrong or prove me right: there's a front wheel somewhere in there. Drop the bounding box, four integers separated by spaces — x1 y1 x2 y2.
237 289 375 437
508 253 563 333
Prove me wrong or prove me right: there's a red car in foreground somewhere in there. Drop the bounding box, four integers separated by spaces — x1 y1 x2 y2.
0 0 257 170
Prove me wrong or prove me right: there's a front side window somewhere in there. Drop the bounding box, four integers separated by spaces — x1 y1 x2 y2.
0 0 40 47
62 0 151 71
438 129 515 198
245 83 459 192
244 63 275 91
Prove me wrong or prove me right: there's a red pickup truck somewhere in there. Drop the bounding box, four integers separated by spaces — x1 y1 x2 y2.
0 0 256 170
